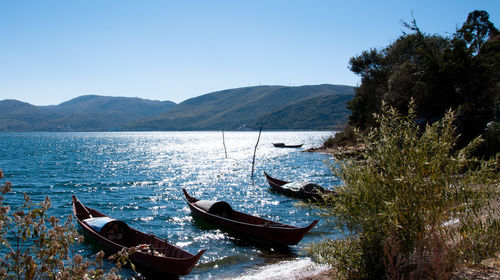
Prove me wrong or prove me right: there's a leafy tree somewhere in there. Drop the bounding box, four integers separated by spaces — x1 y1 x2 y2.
347 48 387 130
455 10 499 54
345 10 499 155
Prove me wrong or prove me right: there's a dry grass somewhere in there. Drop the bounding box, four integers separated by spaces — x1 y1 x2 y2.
451 253 500 280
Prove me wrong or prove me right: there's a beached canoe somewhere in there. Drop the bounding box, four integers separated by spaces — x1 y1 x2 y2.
272 143 304 148
264 171 336 201
182 189 318 246
72 196 205 276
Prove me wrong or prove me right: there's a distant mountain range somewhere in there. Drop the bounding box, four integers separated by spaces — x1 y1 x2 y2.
0 96 175 131
0 84 354 131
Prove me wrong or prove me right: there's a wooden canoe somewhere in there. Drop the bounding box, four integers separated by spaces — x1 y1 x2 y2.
182 189 318 246
272 143 304 148
264 171 336 201
72 196 205 276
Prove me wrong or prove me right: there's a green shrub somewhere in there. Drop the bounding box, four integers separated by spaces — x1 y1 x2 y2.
307 101 500 279
307 237 363 279
472 121 500 159
323 125 358 148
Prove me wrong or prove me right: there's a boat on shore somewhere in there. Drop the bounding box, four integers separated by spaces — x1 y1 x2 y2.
264 172 336 201
72 195 205 276
182 189 318 246
272 143 304 148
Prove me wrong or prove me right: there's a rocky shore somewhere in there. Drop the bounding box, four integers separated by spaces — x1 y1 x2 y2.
305 144 365 159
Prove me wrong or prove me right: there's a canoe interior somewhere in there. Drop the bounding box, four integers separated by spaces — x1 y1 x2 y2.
73 196 194 259
183 189 296 228
182 189 318 246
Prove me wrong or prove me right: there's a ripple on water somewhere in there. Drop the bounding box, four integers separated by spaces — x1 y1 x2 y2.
0 131 342 279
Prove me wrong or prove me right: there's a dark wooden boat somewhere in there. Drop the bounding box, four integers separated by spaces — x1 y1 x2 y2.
72 196 205 276
182 189 317 246
264 172 336 201
272 143 304 148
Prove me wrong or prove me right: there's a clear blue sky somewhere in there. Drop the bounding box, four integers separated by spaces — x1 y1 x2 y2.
0 0 498 105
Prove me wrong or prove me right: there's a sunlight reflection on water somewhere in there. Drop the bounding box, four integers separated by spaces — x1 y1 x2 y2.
0 131 345 279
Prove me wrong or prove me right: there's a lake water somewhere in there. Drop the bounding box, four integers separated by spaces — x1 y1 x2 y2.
0 131 344 279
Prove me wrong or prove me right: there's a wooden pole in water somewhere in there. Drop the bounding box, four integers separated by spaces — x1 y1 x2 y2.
222 129 228 158
251 125 262 180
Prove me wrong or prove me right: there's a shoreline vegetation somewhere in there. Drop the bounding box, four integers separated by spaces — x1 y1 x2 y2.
305 143 365 159
0 170 128 279
303 104 499 279
303 10 499 279
304 139 500 280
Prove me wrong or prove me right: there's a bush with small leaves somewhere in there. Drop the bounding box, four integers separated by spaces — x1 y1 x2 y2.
307 101 499 279
0 169 127 280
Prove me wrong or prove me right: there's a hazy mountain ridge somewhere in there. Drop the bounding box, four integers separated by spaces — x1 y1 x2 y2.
129 84 355 130
42 95 175 117
0 96 176 131
0 84 354 131
0 100 60 131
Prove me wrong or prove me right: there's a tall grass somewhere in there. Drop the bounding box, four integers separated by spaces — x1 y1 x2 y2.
307 101 499 279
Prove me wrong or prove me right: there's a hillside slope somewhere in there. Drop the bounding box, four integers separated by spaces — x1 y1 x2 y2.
43 95 176 131
43 95 175 117
0 96 176 131
0 84 355 131
253 94 353 130
0 100 60 131
129 84 354 130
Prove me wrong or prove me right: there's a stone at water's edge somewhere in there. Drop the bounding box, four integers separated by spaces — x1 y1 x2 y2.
305 144 366 160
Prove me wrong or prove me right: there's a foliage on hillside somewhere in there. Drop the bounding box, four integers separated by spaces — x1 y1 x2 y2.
307 102 500 279
254 93 353 130
337 10 499 157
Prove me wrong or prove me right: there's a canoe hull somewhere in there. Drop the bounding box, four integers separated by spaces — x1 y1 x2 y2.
264 171 335 201
182 189 317 246
272 143 304 148
72 196 205 276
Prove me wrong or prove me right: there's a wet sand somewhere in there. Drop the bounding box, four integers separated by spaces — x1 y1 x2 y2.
229 258 331 280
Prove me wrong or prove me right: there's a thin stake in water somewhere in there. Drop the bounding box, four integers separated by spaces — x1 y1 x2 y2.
251 125 262 180
222 129 228 158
